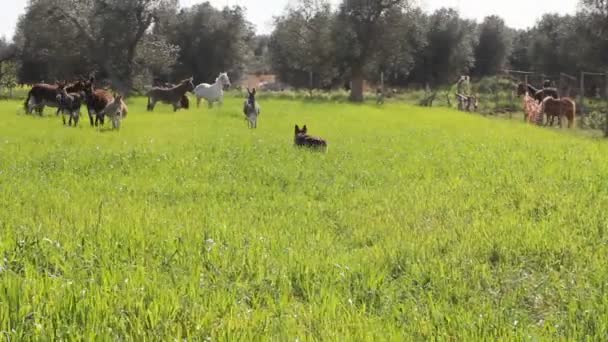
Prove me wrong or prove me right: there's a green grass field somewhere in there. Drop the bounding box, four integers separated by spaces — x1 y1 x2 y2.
1 97 607 340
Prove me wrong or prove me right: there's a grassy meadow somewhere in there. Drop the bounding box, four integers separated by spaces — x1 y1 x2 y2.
0 96 608 340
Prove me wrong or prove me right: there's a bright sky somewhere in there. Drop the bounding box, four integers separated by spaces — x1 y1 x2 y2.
1 0 579 40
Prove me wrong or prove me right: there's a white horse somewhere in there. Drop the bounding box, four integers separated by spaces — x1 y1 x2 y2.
193 72 231 108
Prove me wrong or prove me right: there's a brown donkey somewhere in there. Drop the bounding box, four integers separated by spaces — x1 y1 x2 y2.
294 125 328 152
147 77 194 112
84 77 114 127
24 80 86 116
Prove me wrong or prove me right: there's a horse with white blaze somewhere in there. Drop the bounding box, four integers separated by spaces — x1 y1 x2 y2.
193 72 231 108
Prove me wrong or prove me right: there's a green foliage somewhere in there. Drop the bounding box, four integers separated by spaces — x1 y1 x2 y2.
408 8 477 87
14 0 180 90
1 97 608 339
269 0 337 89
162 4 254 83
334 0 411 101
0 61 18 89
473 16 512 77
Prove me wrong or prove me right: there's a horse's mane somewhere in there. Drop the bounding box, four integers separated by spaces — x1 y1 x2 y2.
526 84 539 93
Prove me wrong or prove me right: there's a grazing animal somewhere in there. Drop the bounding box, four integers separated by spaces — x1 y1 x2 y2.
193 72 231 108
294 125 328 152
56 85 86 126
376 88 385 105
153 81 190 109
84 77 114 127
456 93 478 112
24 80 86 116
523 92 543 125
516 83 559 103
541 97 576 128
146 77 194 112
243 88 260 128
101 95 128 130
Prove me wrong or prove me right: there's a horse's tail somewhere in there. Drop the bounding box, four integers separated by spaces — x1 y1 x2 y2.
146 92 151 111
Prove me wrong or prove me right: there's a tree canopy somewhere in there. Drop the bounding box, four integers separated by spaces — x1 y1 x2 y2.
8 0 608 98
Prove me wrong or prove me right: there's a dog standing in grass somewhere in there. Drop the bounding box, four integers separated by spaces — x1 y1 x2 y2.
294 125 328 152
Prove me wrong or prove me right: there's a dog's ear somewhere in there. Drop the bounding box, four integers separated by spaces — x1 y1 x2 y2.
295 124 299 134
302 125 307 133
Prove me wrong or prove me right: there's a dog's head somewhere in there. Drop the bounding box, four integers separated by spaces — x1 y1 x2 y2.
294 124 308 136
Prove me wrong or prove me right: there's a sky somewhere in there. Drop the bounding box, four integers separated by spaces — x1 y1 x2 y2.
1 0 579 40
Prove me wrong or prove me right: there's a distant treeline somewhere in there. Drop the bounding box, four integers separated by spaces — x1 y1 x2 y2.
0 0 606 101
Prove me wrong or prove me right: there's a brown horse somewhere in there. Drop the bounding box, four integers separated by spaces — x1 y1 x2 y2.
24 80 86 116
516 83 559 103
147 77 194 112
541 97 576 128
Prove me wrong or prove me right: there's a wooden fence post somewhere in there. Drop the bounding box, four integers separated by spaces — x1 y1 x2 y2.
605 72 608 100
605 72 608 137
580 72 585 124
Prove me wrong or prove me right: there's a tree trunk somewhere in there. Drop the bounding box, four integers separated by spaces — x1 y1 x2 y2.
350 66 364 102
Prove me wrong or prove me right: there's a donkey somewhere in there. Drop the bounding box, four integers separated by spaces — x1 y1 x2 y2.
56 84 86 126
24 80 86 116
153 80 190 109
243 88 260 128
147 77 194 112
376 88 385 105
84 77 114 127
456 93 478 112
101 95 128 130
294 125 328 152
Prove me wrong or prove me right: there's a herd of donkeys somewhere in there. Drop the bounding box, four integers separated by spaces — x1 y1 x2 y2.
22 76 328 151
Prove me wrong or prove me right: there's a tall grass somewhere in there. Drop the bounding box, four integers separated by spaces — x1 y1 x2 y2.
0 97 607 340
